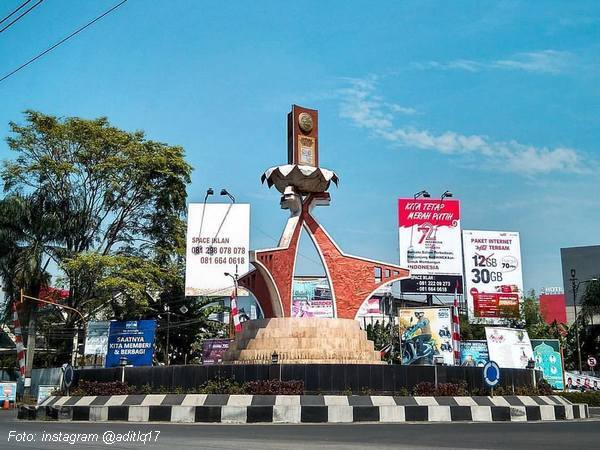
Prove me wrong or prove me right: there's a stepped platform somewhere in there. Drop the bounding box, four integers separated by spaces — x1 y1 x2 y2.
222 318 383 364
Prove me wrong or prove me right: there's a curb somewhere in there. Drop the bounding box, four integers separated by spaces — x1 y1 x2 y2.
20 395 588 423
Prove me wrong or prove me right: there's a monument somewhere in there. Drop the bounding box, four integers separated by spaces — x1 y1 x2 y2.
222 105 410 364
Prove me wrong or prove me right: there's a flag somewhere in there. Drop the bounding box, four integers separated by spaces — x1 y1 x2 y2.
231 296 242 333
379 342 392 358
12 302 26 378
451 281 461 366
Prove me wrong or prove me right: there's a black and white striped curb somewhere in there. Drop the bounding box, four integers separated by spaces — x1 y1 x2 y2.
21 395 588 423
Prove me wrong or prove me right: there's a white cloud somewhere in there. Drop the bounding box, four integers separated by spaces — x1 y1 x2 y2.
338 77 587 176
412 50 573 75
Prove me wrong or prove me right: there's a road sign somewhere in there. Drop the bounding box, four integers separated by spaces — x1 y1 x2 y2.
63 364 74 388
588 356 597 368
483 361 501 387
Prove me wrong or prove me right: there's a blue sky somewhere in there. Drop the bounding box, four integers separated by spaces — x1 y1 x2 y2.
0 0 599 294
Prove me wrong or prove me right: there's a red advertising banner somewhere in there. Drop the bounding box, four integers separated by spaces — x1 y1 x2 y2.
398 199 463 294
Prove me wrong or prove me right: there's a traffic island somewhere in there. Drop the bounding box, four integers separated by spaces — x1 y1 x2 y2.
20 394 588 423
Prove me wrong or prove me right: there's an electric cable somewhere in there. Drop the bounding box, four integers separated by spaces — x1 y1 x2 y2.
0 0 32 25
0 0 128 83
0 0 43 34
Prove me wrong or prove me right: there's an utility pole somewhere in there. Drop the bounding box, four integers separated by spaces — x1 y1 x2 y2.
165 305 171 366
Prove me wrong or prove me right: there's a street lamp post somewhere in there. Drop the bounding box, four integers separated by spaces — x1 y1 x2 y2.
569 269 598 373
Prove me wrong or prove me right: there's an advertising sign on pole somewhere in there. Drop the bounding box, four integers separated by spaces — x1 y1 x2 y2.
84 321 110 356
460 340 489 367
531 339 564 390
202 338 230 365
185 203 250 297
0 382 16 402
463 230 523 324
398 306 455 366
398 199 463 294
105 320 156 368
485 327 533 369
291 277 334 318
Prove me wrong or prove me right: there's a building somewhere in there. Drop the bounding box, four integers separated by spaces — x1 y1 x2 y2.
561 245 600 324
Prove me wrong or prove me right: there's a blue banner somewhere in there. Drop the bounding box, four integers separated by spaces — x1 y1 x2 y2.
0 382 17 402
105 320 156 367
460 340 489 367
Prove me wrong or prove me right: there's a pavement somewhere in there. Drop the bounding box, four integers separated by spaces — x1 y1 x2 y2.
0 409 598 450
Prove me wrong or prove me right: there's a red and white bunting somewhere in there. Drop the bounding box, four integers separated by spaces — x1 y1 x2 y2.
452 283 461 366
231 296 242 334
12 302 26 378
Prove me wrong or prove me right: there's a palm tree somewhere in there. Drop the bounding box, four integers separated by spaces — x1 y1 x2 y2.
0 193 61 375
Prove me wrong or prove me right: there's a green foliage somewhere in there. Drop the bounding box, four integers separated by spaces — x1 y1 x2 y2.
558 391 600 407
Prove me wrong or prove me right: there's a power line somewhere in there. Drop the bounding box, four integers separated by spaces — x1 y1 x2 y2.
0 0 129 84
0 0 43 34
0 0 32 25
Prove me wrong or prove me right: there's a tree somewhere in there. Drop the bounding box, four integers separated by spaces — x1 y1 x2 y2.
0 193 62 374
2 111 193 360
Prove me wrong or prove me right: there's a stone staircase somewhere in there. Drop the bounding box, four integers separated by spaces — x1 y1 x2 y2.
222 318 383 364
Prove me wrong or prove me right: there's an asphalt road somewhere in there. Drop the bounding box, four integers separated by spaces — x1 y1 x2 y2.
0 410 598 450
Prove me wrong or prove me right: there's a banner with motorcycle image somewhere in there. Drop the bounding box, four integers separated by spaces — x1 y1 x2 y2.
463 230 523 324
398 199 463 294
398 307 455 366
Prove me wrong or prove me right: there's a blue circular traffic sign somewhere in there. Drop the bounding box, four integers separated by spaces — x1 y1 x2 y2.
483 361 500 387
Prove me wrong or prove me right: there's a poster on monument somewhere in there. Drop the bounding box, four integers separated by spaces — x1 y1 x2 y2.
292 277 334 318
485 327 533 369
398 306 455 366
185 203 250 297
398 199 463 294
531 339 564 390
463 230 523 324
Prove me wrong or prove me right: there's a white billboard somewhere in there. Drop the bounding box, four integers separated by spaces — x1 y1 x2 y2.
185 203 250 296
462 230 523 324
398 199 463 294
485 327 533 369
84 321 110 356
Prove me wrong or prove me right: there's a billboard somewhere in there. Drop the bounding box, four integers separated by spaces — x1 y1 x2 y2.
84 321 110 356
398 306 454 366
531 339 564 390
398 199 463 294
185 203 250 297
565 371 600 391
485 327 533 369
202 338 230 365
460 340 489 367
291 277 334 318
463 230 523 324
105 320 156 367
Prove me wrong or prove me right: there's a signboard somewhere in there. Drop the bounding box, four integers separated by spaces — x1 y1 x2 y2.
398 199 463 294
291 277 334 318
588 356 597 368
565 371 600 391
398 306 454 366
485 327 533 369
460 340 489 367
531 339 564 390
483 361 500 387
105 320 156 368
185 203 250 297
37 385 59 405
0 382 16 402
202 338 230 365
84 321 110 356
463 230 523 324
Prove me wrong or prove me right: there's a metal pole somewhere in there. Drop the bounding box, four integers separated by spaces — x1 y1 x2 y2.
571 272 582 373
166 309 170 366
